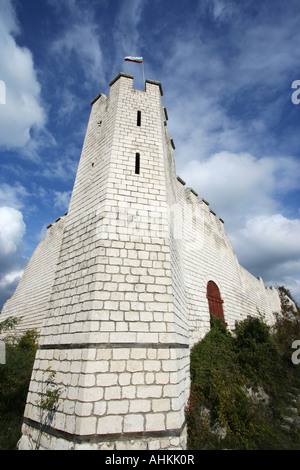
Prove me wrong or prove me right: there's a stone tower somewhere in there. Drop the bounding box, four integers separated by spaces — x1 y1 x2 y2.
19 73 190 450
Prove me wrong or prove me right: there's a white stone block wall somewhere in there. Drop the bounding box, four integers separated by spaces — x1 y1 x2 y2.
173 180 281 346
0 217 66 334
1 72 281 450
20 345 188 450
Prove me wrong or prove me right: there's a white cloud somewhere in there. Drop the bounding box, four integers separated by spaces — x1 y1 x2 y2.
199 0 236 23
41 151 78 181
0 182 30 210
178 151 279 222
229 214 300 302
233 214 300 262
0 270 24 289
114 0 144 55
175 149 300 302
0 0 46 149
54 190 72 211
0 206 26 255
0 206 27 308
212 0 235 21
157 9 300 304
52 24 104 83
162 2 300 169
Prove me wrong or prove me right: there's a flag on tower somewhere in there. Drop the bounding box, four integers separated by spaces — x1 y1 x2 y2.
124 56 143 63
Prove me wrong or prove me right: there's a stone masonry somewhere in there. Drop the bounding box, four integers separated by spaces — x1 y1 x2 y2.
1 73 281 450
0 217 66 334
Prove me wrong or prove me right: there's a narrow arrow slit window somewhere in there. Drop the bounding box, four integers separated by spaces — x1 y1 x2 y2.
135 153 140 174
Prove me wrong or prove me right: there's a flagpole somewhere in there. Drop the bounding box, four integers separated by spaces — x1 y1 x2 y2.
124 57 144 84
142 61 145 85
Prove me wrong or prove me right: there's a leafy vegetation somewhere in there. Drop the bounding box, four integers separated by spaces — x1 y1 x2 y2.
277 286 300 316
35 368 64 450
0 326 38 450
187 314 300 449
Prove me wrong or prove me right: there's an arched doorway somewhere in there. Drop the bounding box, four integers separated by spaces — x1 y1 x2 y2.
206 281 226 325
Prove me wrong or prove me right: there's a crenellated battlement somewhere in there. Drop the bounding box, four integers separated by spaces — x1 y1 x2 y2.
107 72 163 97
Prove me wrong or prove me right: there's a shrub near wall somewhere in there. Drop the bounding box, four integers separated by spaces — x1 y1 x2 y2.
0 329 38 449
187 315 300 450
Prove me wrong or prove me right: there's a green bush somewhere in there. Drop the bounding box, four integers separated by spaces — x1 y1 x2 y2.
234 316 282 393
187 315 300 450
0 330 38 449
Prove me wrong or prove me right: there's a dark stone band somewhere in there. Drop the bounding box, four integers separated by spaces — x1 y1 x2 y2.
23 417 186 444
38 342 189 350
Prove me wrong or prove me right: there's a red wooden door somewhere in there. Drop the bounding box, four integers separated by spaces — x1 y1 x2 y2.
206 281 226 325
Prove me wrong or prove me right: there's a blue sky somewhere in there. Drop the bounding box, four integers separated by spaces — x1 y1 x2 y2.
0 0 300 308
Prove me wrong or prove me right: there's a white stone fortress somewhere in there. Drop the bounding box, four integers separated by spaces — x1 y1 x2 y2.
1 73 281 450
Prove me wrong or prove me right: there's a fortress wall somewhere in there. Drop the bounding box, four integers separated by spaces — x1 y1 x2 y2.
0 217 65 334
173 181 281 346
2 72 281 450
161 107 190 343
161 110 191 427
20 74 190 450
